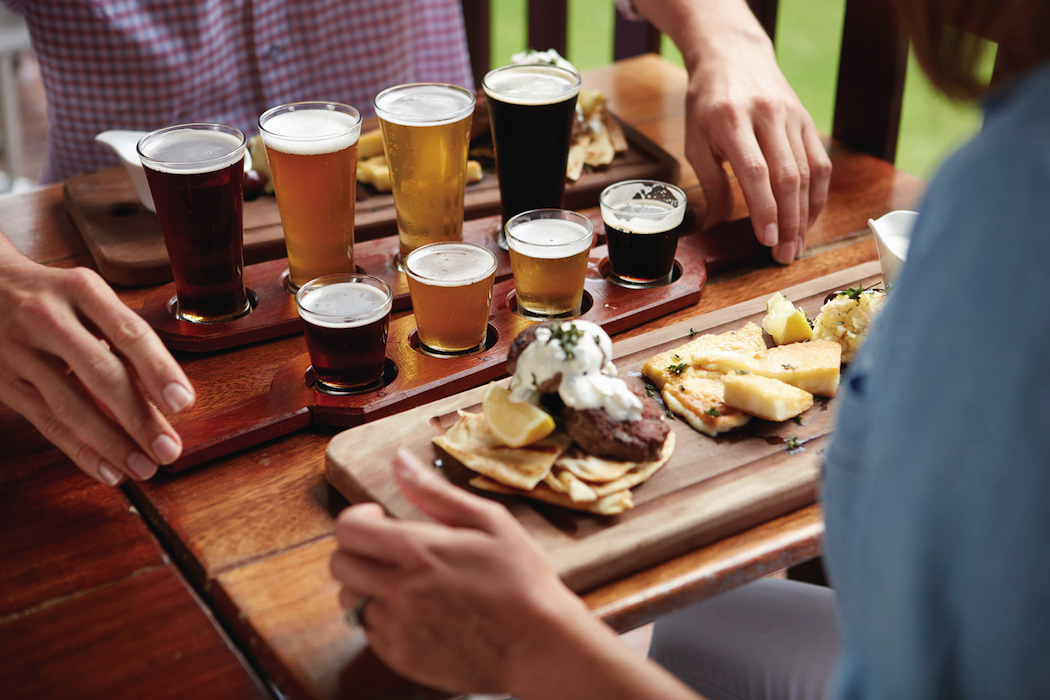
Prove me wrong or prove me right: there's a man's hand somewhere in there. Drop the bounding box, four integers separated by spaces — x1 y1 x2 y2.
633 0 833 264
0 242 194 485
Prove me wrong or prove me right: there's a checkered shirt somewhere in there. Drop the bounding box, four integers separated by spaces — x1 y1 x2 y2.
4 0 474 183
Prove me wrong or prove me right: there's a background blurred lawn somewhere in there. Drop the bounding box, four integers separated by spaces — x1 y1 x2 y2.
491 0 993 179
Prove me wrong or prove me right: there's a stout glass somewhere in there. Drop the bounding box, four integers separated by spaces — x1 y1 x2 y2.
506 209 593 319
138 123 250 323
599 180 687 288
295 275 392 395
405 242 497 357
483 64 581 246
259 102 362 291
373 84 475 266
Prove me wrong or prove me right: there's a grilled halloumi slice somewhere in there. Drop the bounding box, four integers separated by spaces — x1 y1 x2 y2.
643 323 767 390
697 341 841 397
722 373 814 422
662 368 750 437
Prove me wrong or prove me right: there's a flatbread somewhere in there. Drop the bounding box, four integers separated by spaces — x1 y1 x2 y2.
470 476 634 515
544 469 599 502
555 430 676 483
586 431 675 496
433 411 572 490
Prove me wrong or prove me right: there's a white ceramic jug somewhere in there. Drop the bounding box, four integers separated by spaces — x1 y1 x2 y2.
867 210 918 285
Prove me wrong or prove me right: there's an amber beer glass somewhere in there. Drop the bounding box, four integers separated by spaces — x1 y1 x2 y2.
405 242 497 357
599 180 688 288
138 123 250 323
483 64 581 245
259 102 362 291
506 209 593 319
374 84 475 266
295 275 392 394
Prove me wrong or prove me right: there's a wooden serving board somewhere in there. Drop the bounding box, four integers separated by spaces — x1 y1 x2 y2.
64 117 678 288
326 262 882 593
166 241 707 471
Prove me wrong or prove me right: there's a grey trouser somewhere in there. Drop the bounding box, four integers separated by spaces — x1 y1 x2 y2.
649 578 841 700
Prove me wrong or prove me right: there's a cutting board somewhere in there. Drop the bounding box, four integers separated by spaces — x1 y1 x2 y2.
327 262 882 593
64 117 678 288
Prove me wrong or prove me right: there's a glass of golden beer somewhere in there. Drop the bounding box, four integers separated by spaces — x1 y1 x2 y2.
506 209 594 319
405 242 497 357
259 102 362 291
373 84 475 267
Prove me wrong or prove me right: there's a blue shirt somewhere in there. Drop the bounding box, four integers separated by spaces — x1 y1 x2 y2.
823 61 1050 699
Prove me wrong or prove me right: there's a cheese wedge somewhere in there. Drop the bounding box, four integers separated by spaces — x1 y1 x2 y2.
643 322 767 390
697 341 841 397
662 368 750 437
722 373 814 422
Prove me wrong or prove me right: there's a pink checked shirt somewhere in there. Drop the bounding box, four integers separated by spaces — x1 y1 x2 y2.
4 0 474 183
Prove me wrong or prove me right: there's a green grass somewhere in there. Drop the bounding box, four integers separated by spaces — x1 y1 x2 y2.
490 0 993 179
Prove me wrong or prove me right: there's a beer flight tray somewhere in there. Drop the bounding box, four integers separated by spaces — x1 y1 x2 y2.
64 116 679 288
165 239 709 472
138 213 769 353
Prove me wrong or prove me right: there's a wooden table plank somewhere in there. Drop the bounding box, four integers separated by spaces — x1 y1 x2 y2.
0 566 268 700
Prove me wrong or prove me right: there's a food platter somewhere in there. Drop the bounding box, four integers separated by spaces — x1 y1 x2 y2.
326 262 882 593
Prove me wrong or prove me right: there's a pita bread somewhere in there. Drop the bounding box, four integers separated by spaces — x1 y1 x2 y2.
585 431 675 496
433 411 572 490
544 469 599 502
469 476 634 515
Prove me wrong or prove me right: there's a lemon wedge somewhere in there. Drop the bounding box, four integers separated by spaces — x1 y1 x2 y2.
762 292 813 345
482 382 556 448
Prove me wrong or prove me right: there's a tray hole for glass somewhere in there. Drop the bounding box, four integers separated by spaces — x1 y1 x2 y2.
165 288 258 324
505 290 594 319
406 324 499 358
304 359 400 396
109 203 141 218
596 258 683 289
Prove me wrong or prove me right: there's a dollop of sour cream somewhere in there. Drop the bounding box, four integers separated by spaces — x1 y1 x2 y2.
508 321 643 422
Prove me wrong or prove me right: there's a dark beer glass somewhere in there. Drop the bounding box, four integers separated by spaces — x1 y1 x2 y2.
599 180 687 288
295 275 392 395
483 64 581 247
138 123 250 323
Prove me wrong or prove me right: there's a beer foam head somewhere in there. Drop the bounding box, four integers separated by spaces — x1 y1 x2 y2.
405 242 497 287
483 64 582 106
506 217 592 259
138 126 245 175
259 105 361 156
374 84 475 127
600 180 687 234
296 280 392 329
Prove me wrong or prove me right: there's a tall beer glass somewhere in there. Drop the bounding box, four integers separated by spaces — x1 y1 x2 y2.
483 64 581 246
295 274 392 395
373 84 475 266
599 180 688 288
405 242 497 357
506 209 593 320
138 123 250 323
259 102 362 291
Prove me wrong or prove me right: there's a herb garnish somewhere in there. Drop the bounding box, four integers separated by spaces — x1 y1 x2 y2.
689 328 697 337
645 384 655 398
667 362 688 376
704 407 721 417
549 324 585 360
786 435 801 451
679 385 686 393
735 369 749 375
792 415 808 426
782 363 796 370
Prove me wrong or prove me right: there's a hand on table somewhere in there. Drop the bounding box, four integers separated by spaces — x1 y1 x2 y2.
0 242 194 486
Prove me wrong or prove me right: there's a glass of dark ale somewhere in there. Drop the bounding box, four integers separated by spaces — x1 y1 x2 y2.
483 64 581 248
138 123 250 323
295 274 392 395
599 180 687 288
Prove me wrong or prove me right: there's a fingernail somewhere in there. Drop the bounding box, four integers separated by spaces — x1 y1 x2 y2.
126 451 158 480
99 461 124 486
775 241 796 264
763 223 778 246
163 383 194 413
151 434 181 464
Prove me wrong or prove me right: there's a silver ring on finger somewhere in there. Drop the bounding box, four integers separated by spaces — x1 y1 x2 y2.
345 594 373 629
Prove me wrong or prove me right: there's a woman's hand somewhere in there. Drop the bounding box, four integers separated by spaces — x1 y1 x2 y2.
0 241 194 485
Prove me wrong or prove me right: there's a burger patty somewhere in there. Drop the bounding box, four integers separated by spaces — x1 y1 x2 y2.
562 380 669 462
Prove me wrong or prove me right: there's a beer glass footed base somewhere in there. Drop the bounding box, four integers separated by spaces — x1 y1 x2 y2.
607 271 675 290
306 361 398 396
417 338 487 359
171 294 254 324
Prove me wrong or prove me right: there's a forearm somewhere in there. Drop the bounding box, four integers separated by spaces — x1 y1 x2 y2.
504 596 703 700
629 0 772 70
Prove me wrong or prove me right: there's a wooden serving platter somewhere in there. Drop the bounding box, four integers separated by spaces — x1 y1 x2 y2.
64 117 678 288
166 242 707 471
326 262 882 593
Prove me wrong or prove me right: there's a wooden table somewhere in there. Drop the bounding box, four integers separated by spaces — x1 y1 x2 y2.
0 55 923 699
